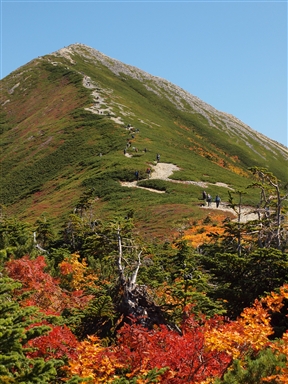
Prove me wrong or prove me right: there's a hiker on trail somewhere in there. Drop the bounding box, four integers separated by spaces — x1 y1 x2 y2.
215 195 221 208
146 167 151 179
202 190 207 200
156 154 160 163
206 194 212 207
135 170 139 181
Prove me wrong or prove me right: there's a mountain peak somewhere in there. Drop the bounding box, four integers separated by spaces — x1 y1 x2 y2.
51 43 287 158
0 43 287 228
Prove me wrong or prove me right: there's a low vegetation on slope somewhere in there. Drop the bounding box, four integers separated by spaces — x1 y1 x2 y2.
0 43 287 237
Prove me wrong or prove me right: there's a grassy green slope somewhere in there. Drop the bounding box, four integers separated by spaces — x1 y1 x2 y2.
0 48 287 239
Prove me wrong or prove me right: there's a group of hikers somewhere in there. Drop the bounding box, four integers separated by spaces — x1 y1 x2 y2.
202 190 221 208
133 154 160 181
123 125 142 155
131 150 222 210
121 124 225 210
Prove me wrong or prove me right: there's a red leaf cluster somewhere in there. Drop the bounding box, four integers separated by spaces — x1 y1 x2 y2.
26 323 78 360
111 316 231 383
5 255 92 315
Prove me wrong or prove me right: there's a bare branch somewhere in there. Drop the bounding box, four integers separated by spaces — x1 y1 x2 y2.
129 250 142 289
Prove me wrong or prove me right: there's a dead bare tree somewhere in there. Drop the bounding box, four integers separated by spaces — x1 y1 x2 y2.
248 167 288 250
33 232 48 253
115 226 167 329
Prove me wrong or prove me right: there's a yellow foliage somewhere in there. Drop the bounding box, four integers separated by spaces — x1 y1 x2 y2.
227 164 248 177
205 285 288 381
65 335 123 383
204 295 278 359
59 253 99 290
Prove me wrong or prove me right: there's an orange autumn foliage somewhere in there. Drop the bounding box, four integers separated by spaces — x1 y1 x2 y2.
64 335 124 383
152 281 180 307
183 215 227 248
64 285 288 383
205 284 288 382
59 253 97 290
59 252 111 292
204 301 273 359
183 214 262 249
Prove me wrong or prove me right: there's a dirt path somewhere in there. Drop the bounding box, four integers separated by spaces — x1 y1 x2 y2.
120 163 259 222
150 163 180 180
120 162 232 190
120 163 180 193
200 202 260 222
119 180 165 193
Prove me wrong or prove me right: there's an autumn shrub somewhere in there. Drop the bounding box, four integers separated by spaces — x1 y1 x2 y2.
65 315 231 384
5 255 93 315
64 335 124 383
26 323 79 361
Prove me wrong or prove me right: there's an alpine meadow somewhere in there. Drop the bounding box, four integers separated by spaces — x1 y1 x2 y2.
0 43 288 383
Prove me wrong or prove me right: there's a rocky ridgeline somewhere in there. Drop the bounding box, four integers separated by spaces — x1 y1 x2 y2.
52 43 287 159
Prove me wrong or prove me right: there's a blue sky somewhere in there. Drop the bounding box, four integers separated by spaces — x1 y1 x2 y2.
1 0 287 146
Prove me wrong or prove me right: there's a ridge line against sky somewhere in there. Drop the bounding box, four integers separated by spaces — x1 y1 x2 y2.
1 0 287 146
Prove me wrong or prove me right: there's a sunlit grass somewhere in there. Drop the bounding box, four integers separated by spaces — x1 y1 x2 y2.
0 52 286 238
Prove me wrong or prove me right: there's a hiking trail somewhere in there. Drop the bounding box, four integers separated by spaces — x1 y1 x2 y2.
120 162 260 223
81 77 259 223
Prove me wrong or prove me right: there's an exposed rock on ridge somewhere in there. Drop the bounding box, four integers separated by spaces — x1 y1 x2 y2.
52 43 288 159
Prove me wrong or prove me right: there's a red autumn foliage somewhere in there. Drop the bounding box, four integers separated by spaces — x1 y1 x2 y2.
111 314 231 383
26 323 79 360
5 255 93 315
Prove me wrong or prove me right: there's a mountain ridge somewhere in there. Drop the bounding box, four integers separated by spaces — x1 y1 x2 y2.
51 43 287 156
0 43 287 235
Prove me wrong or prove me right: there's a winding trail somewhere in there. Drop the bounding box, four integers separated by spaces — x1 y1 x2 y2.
120 163 260 222
120 162 232 190
79 71 263 223
82 73 259 222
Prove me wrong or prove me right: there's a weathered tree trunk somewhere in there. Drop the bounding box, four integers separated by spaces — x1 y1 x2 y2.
116 227 167 329
33 232 48 253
